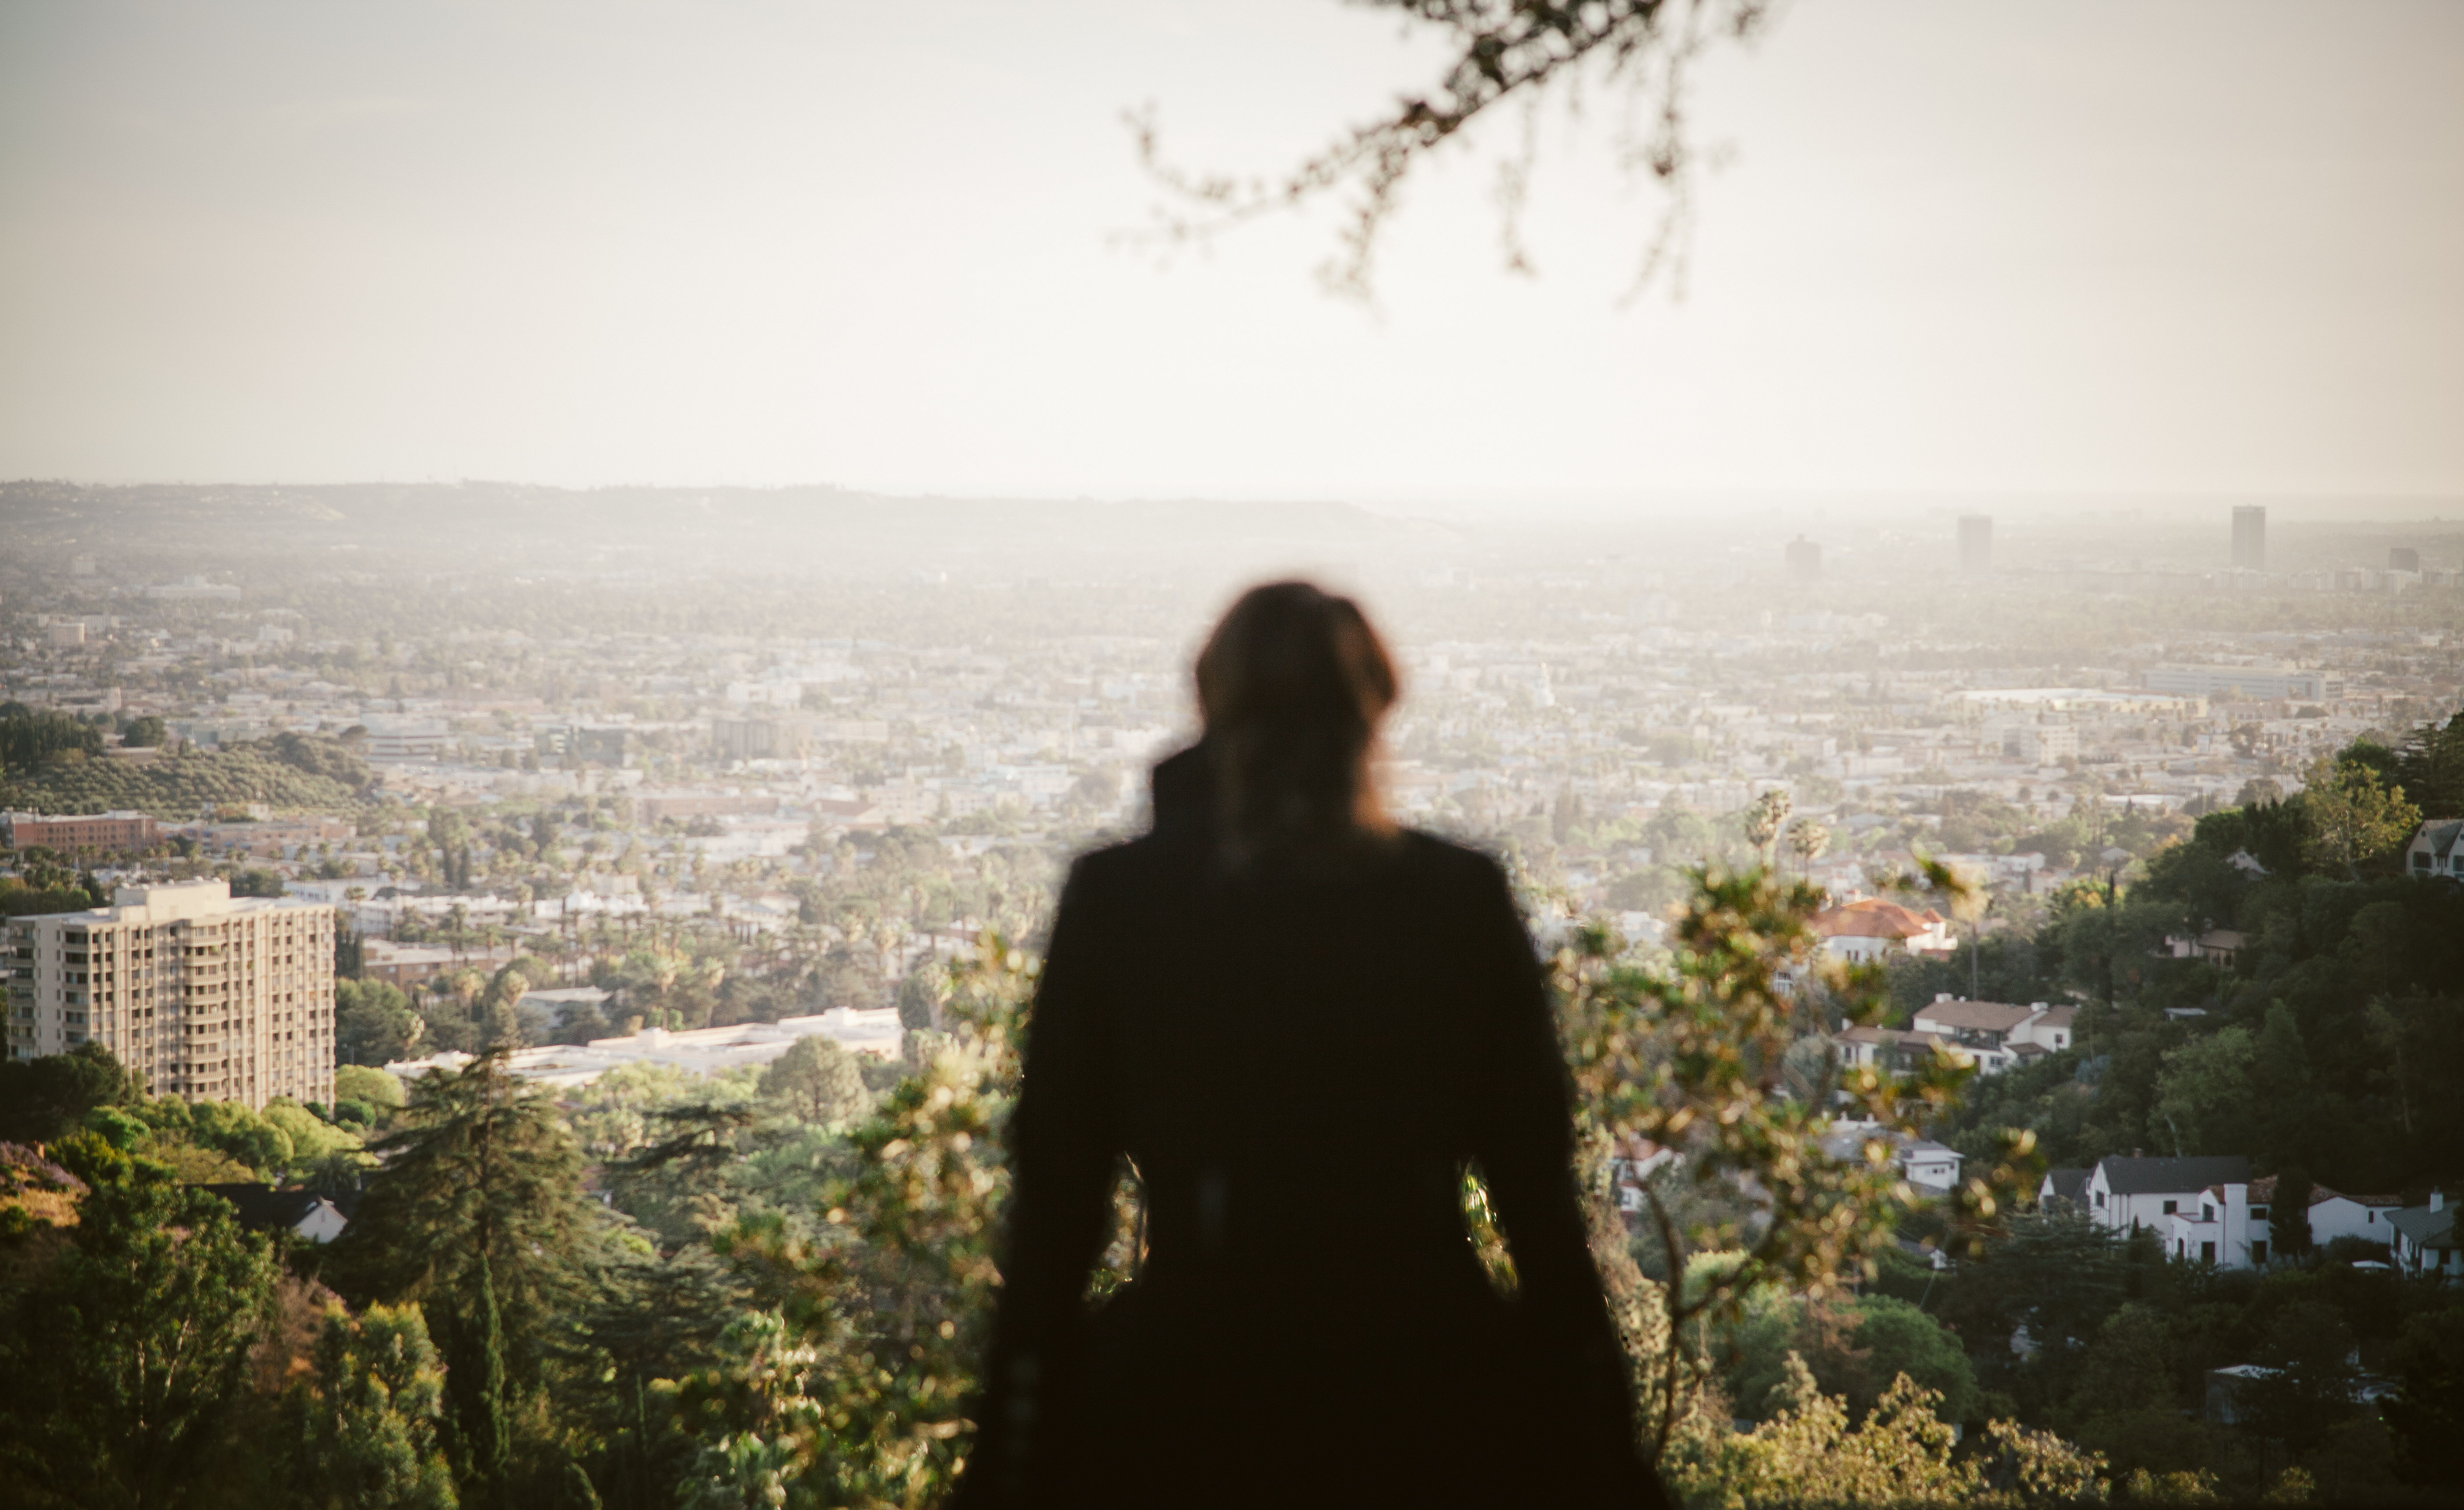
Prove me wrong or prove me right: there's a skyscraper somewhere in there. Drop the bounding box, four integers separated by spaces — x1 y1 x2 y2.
3 879 337 1109
1958 514 1993 574
1785 536 1821 588
2231 506 2267 571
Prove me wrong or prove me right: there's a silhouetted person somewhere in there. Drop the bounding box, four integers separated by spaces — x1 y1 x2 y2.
956 582 1668 1509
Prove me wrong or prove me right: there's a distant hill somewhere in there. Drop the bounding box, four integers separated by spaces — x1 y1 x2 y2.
0 481 1430 578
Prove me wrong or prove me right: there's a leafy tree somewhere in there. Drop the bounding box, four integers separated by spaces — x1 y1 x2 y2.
337 1064 410 1114
286 1302 459 1510
1667 1355 2102 1508
0 876 114 916
1725 1293 1977 1426
190 1099 294 1176
756 1036 873 1127
0 1172 282 1509
2297 755 2421 880
241 731 375 792
2064 1302 2215 1478
2383 1306 2464 1489
2149 1027 2256 1157
682 941 1038 1507
0 1042 143 1142
1133 0 1768 301
121 715 168 749
0 703 106 772
2237 1300 2360 1455
894 965 947 1032
264 1098 367 1178
1554 864 2033 1456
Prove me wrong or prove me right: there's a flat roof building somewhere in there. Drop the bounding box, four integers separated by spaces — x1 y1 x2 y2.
2142 664 2338 702
1958 514 1992 574
2231 506 2266 572
3 811 160 853
3 879 338 1110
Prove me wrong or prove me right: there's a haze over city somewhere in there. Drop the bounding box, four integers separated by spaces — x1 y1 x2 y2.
4 0 2459 506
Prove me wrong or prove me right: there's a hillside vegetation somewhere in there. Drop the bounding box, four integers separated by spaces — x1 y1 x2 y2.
0 724 371 821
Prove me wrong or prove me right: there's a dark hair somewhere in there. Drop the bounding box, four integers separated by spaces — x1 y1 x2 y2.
1194 581 1399 859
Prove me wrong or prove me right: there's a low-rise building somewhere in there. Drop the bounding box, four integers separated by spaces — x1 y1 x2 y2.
2405 819 2464 881
2 810 160 852
2389 1192 2458 1280
1907 997 2078 1073
1810 898 1954 963
2040 1168 2089 1210
359 937 518 991
385 1006 904 1088
2248 1175 2403 1252
1820 1122 1965 1193
2084 1154 2252 1236
2142 664 2340 701
201 1182 350 1243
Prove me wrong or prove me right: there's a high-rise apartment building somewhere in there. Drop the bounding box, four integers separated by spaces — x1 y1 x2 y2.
1958 514 1993 574
1784 536 1822 588
3 879 337 1110
2231 506 2267 571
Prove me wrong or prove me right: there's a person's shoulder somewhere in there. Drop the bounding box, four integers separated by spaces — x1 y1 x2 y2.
1059 829 1188 898
1393 829 1514 898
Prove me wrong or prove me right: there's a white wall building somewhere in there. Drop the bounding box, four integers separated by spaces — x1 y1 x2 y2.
2084 1154 2253 1237
387 1006 904 1088
4 879 338 1110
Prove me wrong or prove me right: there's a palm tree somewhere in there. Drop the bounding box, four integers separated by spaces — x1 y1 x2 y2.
1786 818 1830 888
1744 789 1794 871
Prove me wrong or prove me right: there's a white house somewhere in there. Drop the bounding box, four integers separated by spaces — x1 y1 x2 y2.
2040 1168 2090 1209
2249 1175 2404 1251
1906 997 2079 1076
203 1184 351 1244
1821 1122 1965 1193
2163 1182 2261 1267
1810 898 1955 964
2389 1192 2458 1280
2405 819 2464 881
2141 1175 2408 1269
2084 1154 2252 1236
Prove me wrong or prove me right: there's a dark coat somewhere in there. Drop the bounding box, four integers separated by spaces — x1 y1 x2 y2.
957 748 1667 1509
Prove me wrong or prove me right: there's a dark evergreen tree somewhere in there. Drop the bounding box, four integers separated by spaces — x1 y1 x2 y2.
2271 1167 2315 1260
329 1051 614 1480
448 1257 512 1509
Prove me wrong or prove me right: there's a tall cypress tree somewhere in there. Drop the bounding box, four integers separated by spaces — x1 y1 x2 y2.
451 1257 512 1510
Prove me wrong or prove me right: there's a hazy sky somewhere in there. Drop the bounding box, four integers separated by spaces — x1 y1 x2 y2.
2 0 2458 507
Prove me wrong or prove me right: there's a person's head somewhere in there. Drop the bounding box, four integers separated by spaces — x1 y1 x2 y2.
1193 581 1399 857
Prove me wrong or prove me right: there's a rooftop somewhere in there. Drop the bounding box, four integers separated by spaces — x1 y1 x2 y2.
2095 1154 2252 1195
